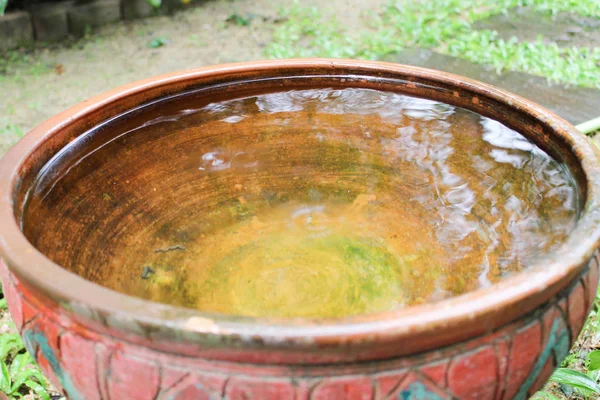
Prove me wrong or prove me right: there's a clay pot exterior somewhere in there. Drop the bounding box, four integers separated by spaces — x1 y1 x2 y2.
1 60 600 400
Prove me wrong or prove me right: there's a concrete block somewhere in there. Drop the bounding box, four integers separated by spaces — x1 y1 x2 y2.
29 1 74 42
0 11 34 52
121 0 155 20
68 0 121 37
161 0 201 14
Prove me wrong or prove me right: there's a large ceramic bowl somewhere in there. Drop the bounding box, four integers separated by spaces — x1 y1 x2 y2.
1 60 600 400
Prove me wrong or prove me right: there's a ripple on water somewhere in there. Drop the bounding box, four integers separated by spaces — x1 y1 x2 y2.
23 88 579 318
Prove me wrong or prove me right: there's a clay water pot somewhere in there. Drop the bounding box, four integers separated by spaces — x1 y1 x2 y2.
1 60 600 400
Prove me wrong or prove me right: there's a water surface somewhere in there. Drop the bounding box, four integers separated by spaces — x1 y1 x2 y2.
23 88 579 318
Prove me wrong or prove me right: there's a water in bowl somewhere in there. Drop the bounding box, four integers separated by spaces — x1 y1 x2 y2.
23 88 578 318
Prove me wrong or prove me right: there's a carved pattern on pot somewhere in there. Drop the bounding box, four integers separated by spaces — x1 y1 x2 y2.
1 253 597 400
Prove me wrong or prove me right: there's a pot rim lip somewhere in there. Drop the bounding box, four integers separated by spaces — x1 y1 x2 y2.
2 58 600 350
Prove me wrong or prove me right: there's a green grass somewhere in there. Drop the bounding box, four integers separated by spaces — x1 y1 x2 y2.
0 51 52 81
148 37 170 49
266 6 360 59
538 284 600 399
446 32 600 88
0 288 53 399
497 0 600 18
0 119 23 138
265 0 600 88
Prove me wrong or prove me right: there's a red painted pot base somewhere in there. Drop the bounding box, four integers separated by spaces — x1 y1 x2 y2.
1 255 597 400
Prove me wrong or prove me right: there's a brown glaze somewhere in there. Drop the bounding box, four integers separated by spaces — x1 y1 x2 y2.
1 60 600 370
20 87 578 319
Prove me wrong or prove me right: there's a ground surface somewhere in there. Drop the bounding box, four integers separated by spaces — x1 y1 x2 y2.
0 0 386 155
1 0 600 399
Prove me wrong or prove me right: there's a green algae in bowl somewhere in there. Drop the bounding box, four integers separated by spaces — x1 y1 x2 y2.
22 87 578 319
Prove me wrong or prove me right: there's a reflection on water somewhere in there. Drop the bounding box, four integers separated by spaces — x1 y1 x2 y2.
23 88 579 318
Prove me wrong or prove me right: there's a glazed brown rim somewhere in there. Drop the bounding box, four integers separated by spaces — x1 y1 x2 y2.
1 59 600 363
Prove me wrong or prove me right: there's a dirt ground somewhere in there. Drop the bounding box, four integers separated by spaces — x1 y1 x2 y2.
0 0 387 156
